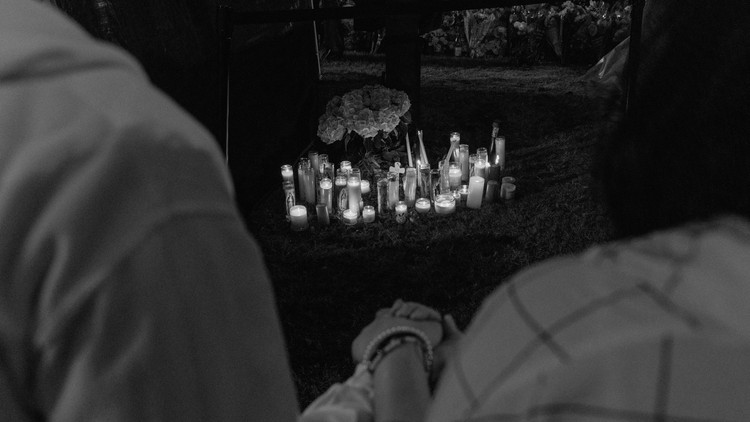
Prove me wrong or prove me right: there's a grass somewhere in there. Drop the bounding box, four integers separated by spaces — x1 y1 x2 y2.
244 53 616 408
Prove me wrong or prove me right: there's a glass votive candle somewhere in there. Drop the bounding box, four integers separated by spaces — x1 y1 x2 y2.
343 208 358 225
281 164 294 185
395 201 408 224
415 197 431 214
363 205 376 223
501 183 516 200
448 163 462 191
289 205 308 231
434 194 456 215
360 179 371 195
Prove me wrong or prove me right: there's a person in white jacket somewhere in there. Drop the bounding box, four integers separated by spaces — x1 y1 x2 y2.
0 0 299 420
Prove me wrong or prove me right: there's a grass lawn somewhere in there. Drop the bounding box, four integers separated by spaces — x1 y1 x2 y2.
244 53 616 408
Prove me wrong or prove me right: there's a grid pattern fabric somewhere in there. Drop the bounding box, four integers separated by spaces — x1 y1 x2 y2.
427 216 750 422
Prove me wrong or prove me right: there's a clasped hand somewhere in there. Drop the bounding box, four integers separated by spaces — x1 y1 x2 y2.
352 299 462 379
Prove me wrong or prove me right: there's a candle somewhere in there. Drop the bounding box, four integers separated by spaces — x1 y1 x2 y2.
303 166 316 205
430 169 441 202
404 167 417 207
485 180 498 203
289 205 308 231
387 172 399 210
309 151 320 178
297 158 310 203
363 205 376 223
376 177 388 214
448 163 462 191
343 208 358 225
488 163 501 182
395 201 408 224
474 158 488 180
340 161 352 176
415 197 431 213
316 204 330 225
466 176 485 209
459 185 469 207
348 173 362 215
319 178 333 213
494 136 506 171
334 172 348 213
283 181 296 220
501 182 516 200
459 144 469 183
434 193 456 215
360 179 371 195
281 164 294 185
477 147 488 163
419 163 431 199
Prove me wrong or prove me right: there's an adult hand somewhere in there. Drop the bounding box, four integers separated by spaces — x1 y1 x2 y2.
351 308 443 363
385 299 464 381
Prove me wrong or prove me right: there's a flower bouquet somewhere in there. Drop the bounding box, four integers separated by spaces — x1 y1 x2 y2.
317 85 412 178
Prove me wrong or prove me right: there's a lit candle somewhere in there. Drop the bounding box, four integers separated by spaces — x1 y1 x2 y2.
281 164 294 185
340 161 352 176
289 205 308 231
303 166 316 205
495 136 506 171
395 201 408 224
448 163 462 191
434 193 456 215
343 208 358 225
415 197 431 213
363 205 376 223
348 173 362 215
319 178 333 213
474 158 488 180
466 176 485 209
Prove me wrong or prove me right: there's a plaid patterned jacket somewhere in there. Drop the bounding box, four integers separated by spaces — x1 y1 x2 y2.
428 216 750 422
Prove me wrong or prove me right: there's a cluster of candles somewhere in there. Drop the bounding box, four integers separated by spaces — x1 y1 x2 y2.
281 128 516 231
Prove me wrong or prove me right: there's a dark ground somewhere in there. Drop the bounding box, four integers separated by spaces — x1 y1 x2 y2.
244 53 616 408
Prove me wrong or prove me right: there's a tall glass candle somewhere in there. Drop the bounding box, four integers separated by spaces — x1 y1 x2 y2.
404 167 417 207
459 144 469 183
281 164 294 185
308 151 320 179
430 169 441 202
459 185 469 207
474 158 488 180
477 147 488 163
316 204 330 225
297 158 310 203
469 154 477 178
348 172 362 215
289 205 308 231
387 172 400 210
319 177 333 213
334 172 348 213
494 136 506 171
418 162 431 199
434 193 456 215
395 201 407 224
303 166 316 205
283 181 296 221
377 177 388 215
501 182 516 200
448 163 462 191
466 176 485 209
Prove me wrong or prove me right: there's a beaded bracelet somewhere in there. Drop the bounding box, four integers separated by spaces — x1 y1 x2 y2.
361 326 434 374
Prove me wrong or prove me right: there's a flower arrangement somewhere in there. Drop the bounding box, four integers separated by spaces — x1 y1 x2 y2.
317 85 412 176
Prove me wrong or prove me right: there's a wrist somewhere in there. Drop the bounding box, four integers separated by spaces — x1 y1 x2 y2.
361 326 435 374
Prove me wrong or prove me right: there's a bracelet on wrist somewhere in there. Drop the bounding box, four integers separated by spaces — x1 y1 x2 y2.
361 326 434 374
